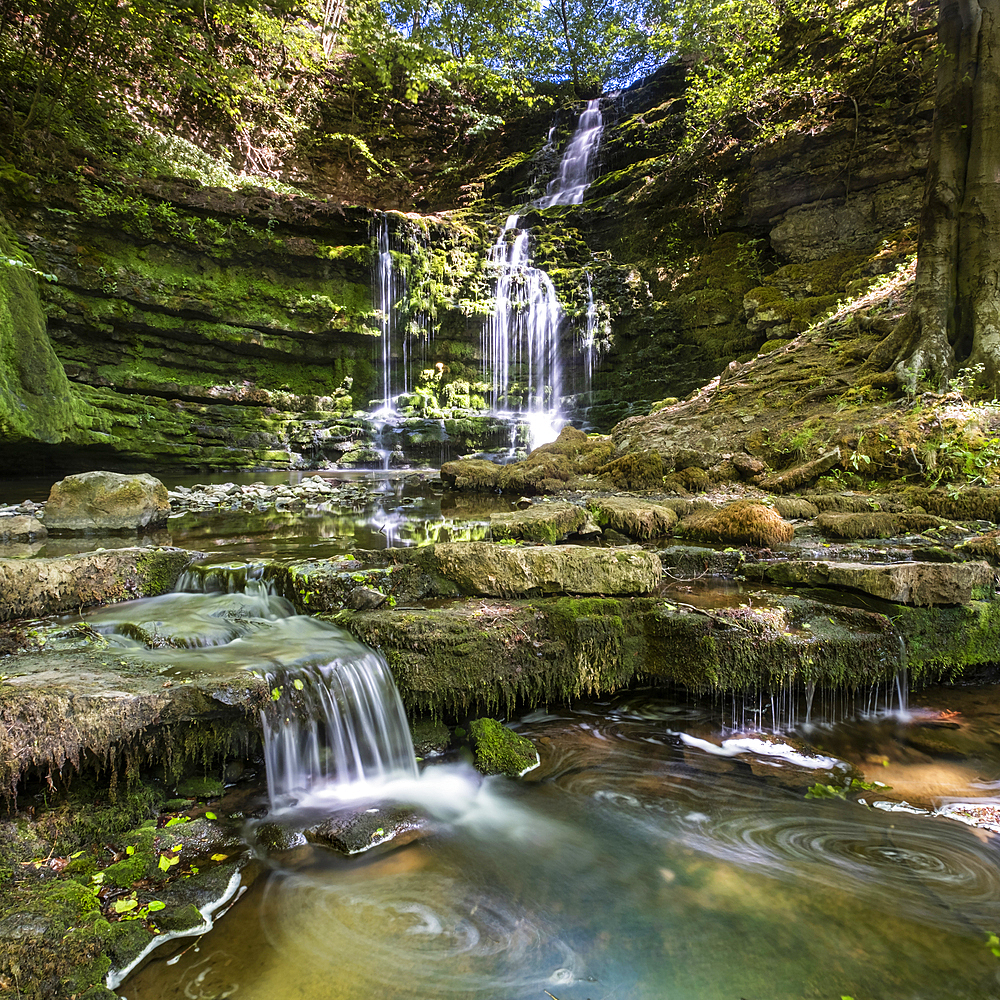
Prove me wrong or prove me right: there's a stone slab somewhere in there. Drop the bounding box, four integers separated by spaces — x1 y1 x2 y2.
766 560 995 605
431 541 662 596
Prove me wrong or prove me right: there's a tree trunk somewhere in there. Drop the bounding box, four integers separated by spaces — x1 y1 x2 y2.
961 0 1000 385
871 0 1000 395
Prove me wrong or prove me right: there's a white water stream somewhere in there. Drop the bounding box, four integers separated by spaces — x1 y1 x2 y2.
481 100 606 448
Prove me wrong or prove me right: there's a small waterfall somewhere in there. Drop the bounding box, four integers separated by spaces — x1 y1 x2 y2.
539 99 604 209
262 654 418 808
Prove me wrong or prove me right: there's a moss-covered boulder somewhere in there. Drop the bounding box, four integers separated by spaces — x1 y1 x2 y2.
468 718 538 777
43 471 170 533
440 427 614 494
678 500 794 547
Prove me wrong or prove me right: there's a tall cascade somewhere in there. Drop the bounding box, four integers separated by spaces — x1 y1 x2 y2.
540 99 604 208
482 214 563 421
482 99 605 449
373 214 406 409
261 650 418 807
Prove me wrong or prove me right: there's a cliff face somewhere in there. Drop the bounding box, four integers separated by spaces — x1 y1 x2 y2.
0 38 934 472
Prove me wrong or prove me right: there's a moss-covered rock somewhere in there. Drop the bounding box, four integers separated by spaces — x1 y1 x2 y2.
678 500 794 547
0 546 194 622
44 471 170 533
586 495 678 539
430 541 662 596
766 560 995 606
597 451 668 489
490 502 591 543
815 511 947 539
0 217 92 450
468 718 538 776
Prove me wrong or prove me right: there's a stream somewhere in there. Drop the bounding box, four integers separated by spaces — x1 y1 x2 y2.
5 472 1000 998
119 679 1000 1000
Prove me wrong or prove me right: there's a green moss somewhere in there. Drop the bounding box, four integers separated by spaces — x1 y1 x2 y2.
175 775 225 799
598 451 669 489
31 781 160 854
100 827 158 888
0 217 95 447
678 500 794 547
891 600 1000 682
468 718 537 777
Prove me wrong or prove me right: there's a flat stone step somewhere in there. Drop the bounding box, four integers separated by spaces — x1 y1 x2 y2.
766 560 995 606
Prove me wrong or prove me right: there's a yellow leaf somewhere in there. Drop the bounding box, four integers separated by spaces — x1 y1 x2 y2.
210 853 229 862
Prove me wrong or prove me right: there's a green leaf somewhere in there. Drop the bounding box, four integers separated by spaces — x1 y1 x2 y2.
165 816 189 827
157 855 173 872
205 811 217 820
293 678 304 691
113 897 138 913
125 845 136 856
147 900 166 912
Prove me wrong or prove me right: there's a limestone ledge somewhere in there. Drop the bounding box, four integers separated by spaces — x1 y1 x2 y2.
0 546 195 622
329 595 1000 717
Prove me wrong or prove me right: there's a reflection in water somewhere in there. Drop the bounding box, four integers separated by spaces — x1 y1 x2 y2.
0 479 507 561
124 689 1000 1000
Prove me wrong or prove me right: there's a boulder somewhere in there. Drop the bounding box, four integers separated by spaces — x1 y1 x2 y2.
586 496 678 539
44 471 170 532
490 502 592 543
431 541 662 596
468 718 538 776
766 560 994 606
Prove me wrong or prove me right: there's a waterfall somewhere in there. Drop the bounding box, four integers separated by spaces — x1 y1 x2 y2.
373 214 406 410
483 214 563 422
261 653 418 808
581 271 597 394
539 99 604 209
481 100 604 449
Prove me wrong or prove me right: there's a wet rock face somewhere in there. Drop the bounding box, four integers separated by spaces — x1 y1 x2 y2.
44 471 170 532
